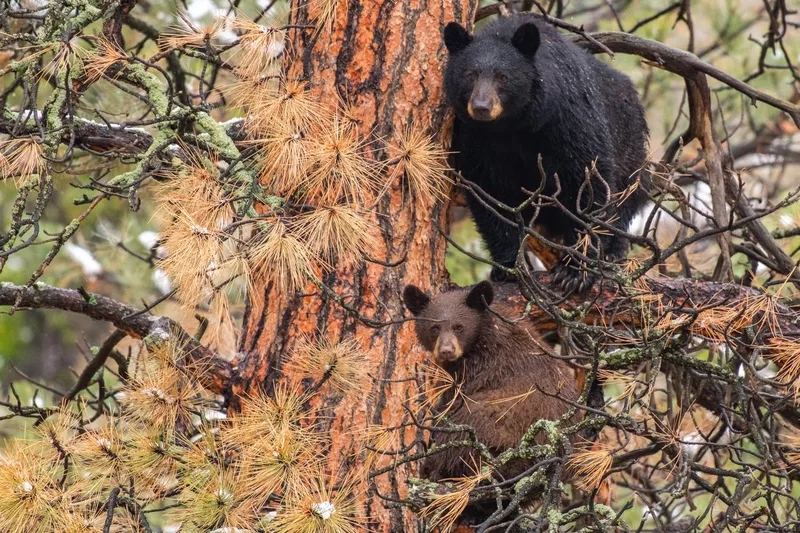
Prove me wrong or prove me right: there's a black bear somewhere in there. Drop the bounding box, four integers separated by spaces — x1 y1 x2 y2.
443 15 649 291
402 281 580 480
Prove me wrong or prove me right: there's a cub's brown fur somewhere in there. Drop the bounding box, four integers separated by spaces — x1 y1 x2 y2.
403 281 580 480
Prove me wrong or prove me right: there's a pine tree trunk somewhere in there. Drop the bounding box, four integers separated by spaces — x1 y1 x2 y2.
234 1 477 530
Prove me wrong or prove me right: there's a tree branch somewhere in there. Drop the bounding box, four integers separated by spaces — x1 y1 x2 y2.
0 282 232 395
572 31 800 127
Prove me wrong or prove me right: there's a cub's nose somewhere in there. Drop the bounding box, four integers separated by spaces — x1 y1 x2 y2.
438 345 456 361
435 339 460 364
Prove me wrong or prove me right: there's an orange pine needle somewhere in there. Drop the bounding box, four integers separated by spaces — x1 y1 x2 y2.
388 125 453 206
0 440 64 532
159 13 224 51
290 206 375 265
121 362 201 431
420 463 491 532
82 36 127 83
248 80 327 137
566 441 615 491
299 116 384 205
226 17 287 79
0 137 46 185
286 336 370 393
414 362 465 421
246 124 310 194
247 220 319 294
269 468 362 533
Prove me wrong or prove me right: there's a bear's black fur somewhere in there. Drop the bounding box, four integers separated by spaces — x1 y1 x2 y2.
402 281 580 481
443 15 649 291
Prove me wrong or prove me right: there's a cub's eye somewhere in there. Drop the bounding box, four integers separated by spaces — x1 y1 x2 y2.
494 72 508 83
466 71 478 82
430 325 440 334
453 324 464 333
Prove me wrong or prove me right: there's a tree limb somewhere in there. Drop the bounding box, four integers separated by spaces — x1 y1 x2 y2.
0 282 232 395
571 32 800 127
570 30 798 274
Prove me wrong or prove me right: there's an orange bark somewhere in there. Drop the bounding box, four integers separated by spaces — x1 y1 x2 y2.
234 2 477 531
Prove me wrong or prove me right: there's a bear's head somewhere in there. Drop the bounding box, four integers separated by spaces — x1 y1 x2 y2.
442 21 541 123
402 281 494 365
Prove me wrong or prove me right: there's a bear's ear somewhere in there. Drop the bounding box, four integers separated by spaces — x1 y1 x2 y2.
444 22 472 54
403 285 431 316
465 280 494 311
512 22 540 57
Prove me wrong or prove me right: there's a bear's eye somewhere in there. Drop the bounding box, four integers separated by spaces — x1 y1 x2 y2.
494 72 508 83
466 71 478 82
430 324 440 334
453 324 464 333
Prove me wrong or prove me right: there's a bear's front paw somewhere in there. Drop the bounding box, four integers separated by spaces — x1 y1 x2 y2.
551 260 596 294
489 265 517 282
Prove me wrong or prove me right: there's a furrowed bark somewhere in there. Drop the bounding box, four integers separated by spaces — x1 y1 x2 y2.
234 1 477 531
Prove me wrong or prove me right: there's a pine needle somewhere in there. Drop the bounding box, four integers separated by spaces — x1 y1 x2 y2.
152 146 233 230
68 420 127 492
33 411 77 463
43 38 89 79
597 369 638 404
157 208 225 308
362 424 402 472
299 115 385 205
566 441 615 491
159 12 224 51
0 137 46 186
388 125 453 206
308 0 340 31
781 430 800 469
121 362 201 431
290 206 375 265
178 425 227 494
237 430 321 504
414 362 465 421
247 124 310 194
225 382 312 447
766 337 800 398
224 75 278 110
269 468 362 533
286 336 370 393
82 35 127 83
691 293 782 343
123 428 179 497
226 17 287 79
0 440 63 532
248 80 326 137
420 463 491 532
481 387 538 423
173 465 259 532
247 220 319 294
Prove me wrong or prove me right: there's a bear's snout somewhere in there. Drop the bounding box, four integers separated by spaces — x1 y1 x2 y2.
434 332 462 364
467 79 502 121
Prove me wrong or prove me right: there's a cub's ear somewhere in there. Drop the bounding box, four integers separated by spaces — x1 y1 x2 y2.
403 285 431 316
444 22 472 54
465 280 494 311
512 22 540 57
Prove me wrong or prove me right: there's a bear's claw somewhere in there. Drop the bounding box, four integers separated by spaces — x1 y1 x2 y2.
551 260 596 294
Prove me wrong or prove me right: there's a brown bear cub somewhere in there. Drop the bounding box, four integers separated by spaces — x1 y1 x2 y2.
403 281 580 480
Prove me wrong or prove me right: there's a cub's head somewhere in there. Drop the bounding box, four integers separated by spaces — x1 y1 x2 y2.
402 281 494 366
443 20 541 123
